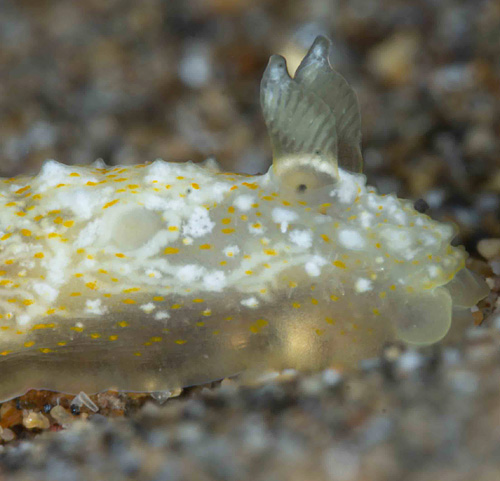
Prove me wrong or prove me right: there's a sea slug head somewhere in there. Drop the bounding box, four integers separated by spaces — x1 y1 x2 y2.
260 36 489 349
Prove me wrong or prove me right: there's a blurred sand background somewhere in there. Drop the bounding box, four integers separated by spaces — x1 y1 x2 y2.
0 1 499 480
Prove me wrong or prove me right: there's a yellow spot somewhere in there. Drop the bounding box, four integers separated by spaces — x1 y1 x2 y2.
264 249 277 256
379 291 387 299
103 199 120 209
389 284 396 291
133 352 142 356
164 247 179 255
86 281 98 290
196 321 205 327
20 229 31 237
315 329 325 336
242 182 258 190
123 287 141 293
109 335 118 341
375 242 381 249
191 183 200 190
228 206 235 214
118 321 128 328
86 181 97 186
15 185 31 194
153 296 164 302
292 302 301 309
0 350 12 356
175 340 187 345
122 298 136 304
199 244 212 249
39 348 53 354
193 298 204 303
245 270 253 275
311 298 318 305
171 304 182 309
230 185 238 191
71 326 84 332
24 341 35 348
76 248 85 254
64 220 75 228
22 299 35 306
202 309 212 316
57 342 67 346
31 322 56 331
74 273 83 278
16 211 26 217
128 184 140 189
330 295 339 302
34 252 44 259
168 226 179 231
332 260 346 269
90 333 101 339
69 172 80 177
250 319 268 333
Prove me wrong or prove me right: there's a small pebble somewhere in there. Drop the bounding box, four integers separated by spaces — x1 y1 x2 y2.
50 405 75 427
22 411 50 430
478 239 500 260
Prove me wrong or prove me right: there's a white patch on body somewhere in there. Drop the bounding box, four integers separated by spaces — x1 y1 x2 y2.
338 229 366 250
289 229 313 249
355 278 372 293
85 299 108 315
182 207 215 238
241 297 259 308
233 195 255 211
271 207 299 233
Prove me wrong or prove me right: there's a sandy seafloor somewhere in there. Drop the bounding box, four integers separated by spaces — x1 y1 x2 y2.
0 0 499 479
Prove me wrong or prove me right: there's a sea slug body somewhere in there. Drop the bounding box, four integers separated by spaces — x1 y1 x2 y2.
0 36 488 400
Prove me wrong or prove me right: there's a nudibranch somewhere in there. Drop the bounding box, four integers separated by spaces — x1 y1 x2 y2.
0 36 488 400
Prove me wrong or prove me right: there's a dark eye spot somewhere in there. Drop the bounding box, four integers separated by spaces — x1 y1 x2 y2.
297 184 307 193
315 150 321 155
414 198 429 213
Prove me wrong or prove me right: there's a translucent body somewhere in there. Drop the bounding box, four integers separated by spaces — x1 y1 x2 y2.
0 159 489 400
